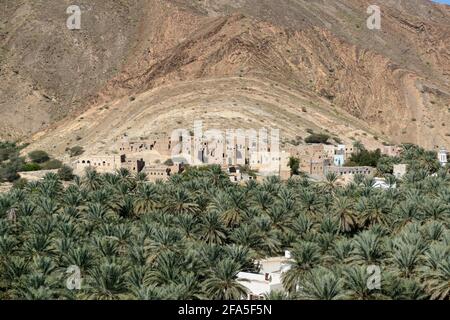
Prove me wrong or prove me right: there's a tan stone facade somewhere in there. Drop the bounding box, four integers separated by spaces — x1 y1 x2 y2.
74 155 120 174
143 165 172 181
324 166 375 177
382 145 402 157
393 164 408 179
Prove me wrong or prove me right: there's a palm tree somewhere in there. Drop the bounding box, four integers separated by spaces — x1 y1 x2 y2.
394 200 422 229
0 235 17 258
134 183 159 214
328 239 353 264
84 203 109 223
265 205 292 233
85 262 128 300
290 214 314 236
391 240 423 278
37 197 59 216
93 237 120 261
145 227 182 262
356 194 392 227
131 285 161 300
322 172 339 193
199 211 227 245
422 221 445 242
282 242 322 292
298 190 320 217
172 273 203 300
63 246 95 273
264 291 290 300
229 224 264 254
422 198 449 222
116 168 134 187
176 213 200 241
1 256 30 283
0 152 449 301
148 251 183 286
252 190 273 212
210 189 246 228
165 189 199 215
206 165 230 188
17 201 36 217
135 171 148 184
128 244 148 267
23 233 54 257
353 141 365 154
332 196 358 233
343 265 379 300
351 231 384 265
82 168 103 191
115 195 136 218
297 267 346 300
381 271 426 300
202 258 248 300
420 246 450 300
253 217 281 257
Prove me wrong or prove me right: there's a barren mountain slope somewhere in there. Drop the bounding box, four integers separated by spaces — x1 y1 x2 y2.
1 0 449 155
0 0 146 138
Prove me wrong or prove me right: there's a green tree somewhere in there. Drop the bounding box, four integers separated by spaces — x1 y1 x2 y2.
305 133 330 144
202 259 248 300
28 150 50 164
69 146 85 157
288 157 300 176
57 165 74 181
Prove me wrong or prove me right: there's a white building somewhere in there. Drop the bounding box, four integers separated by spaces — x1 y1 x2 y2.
334 145 346 167
438 148 448 167
333 151 345 167
372 178 396 189
393 164 407 179
237 252 291 300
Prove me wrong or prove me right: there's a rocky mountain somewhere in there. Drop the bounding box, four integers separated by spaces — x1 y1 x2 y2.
1 0 449 156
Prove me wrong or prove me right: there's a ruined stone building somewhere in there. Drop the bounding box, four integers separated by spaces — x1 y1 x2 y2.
324 166 375 177
143 165 172 182
382 145 402 158
286 144 333 175
119 134 173 157
74 155 120 174
120 155 145 173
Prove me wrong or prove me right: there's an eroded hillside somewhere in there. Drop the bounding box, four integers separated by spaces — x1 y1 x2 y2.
1 0 449 155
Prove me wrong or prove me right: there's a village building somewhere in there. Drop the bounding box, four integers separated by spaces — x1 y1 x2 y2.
287 144 332 175
333 149 345 167
227 166 242 183
438 147 448 167
382 145 402 157
372 177 396 189
336 144 355 160
393 164 408 179
286 144 328 159
120 155 145 173
119 133 173 157
143 164 172 182
227 166 258 183
74 155 120 174
324 165 375 177
323 144 336 158
302 159 332 176
238 252 291 300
